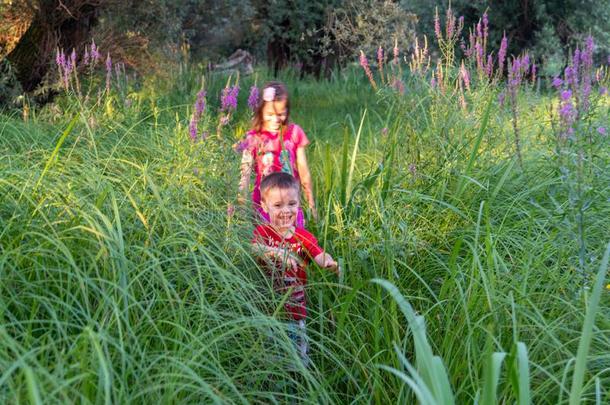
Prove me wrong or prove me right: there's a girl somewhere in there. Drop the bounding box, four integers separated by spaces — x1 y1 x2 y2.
236 81 317 226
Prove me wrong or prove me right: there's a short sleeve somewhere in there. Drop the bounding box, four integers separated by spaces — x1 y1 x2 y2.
252 225 267 244
296 228 323 259
289 124 310 148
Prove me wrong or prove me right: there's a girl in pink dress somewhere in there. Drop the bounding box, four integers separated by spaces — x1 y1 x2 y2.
236 81 317 226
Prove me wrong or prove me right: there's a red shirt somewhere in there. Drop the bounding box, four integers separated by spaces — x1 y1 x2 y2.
252 224 323 320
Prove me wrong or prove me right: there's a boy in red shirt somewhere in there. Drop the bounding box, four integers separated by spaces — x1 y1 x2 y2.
252 172 340 366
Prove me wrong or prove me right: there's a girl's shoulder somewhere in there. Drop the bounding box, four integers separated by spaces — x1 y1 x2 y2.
286 123 309 146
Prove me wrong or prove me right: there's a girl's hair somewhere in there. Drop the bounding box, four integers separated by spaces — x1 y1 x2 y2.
252 81 291 133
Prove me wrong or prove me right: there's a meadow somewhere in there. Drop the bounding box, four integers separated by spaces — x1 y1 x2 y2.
1 22 610 404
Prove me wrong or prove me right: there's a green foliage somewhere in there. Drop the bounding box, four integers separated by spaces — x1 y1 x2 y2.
0 47 609 403
0 58 22 109
402 0 610 73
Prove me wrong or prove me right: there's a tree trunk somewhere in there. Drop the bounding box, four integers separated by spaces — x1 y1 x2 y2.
5 0 99 92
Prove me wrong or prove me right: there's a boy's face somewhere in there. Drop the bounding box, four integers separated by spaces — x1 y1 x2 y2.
261 186 300 231
261 100 287 133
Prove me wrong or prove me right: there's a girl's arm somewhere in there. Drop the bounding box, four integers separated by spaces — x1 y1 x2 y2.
296 147 317 220
237 150 253 204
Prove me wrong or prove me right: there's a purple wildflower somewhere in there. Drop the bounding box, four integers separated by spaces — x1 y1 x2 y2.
377 46 384 64
233 138 249 153
105 53 112 92
565 65 577 87
559 101 576 125
55 49 64 68
195 90 206 117
485 54 493 77
482 12 489 41
498 33 507 76
220 85 239 112
90 40 100 62
83 48 90 66
552 77 563 88
381 127 388 136
189 119 198 142
430 76 437 88
446 8 455 39
560 89 572 101
434 9 442 41
597 127 607 136
359 51 369 68
359 50 377 89
583 36 594 67
70 49 76 69
247 86 259 111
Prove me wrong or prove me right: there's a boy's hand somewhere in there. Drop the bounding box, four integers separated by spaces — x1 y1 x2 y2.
315 253 340 276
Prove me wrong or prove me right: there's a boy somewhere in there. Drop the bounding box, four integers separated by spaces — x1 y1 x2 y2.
252 172 340 366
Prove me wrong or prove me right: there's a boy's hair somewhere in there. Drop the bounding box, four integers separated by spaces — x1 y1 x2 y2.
252 81 291 133
260 172 299 198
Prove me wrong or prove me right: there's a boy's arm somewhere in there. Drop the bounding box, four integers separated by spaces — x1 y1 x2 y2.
252 242 303 266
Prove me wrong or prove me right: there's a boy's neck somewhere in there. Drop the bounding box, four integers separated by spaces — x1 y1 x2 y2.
270 224 295 238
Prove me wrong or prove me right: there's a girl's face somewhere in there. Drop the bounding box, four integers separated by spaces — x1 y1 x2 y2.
261 100 288 133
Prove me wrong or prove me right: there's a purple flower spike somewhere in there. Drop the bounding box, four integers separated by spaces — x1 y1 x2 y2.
434 9 442 41
189 119 198 142
233 138 249 153
552 77 563 88
105 53 112 91
485 54 493 77
597 127 607 136
56 49 66 69
498 33 508 75
359 51 369 68
560 89 572 101
247 86 259 111
195 90 206 117
221 85 239 112
90 40 99 60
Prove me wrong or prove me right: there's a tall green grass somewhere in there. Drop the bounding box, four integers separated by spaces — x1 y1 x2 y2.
1 63 609 403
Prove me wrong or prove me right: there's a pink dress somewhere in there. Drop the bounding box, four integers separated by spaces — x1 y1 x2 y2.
242 123 310 226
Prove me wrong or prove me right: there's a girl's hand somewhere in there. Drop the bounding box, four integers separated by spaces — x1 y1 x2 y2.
310 206 319 222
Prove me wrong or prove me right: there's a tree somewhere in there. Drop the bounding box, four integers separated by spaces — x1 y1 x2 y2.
4 0 103 92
